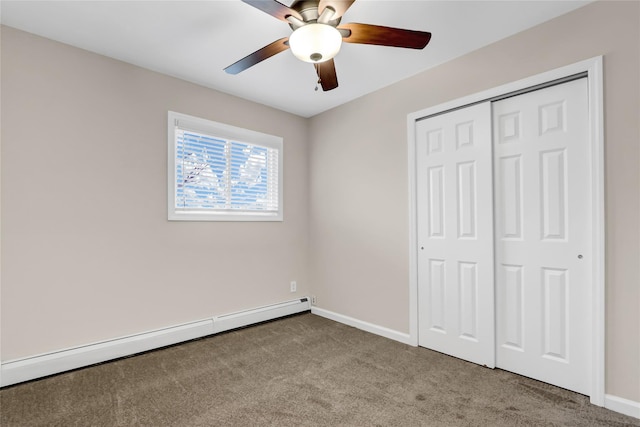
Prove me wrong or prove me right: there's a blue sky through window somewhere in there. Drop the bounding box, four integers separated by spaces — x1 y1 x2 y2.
176 130 273 211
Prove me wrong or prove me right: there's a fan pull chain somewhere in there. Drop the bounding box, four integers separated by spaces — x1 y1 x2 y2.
315 78 321 92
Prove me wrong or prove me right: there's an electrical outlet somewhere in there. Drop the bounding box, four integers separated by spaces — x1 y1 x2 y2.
311 295 317 305
290 281 297 293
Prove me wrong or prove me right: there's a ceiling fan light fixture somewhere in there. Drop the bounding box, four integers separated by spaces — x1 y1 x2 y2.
289 23 342 63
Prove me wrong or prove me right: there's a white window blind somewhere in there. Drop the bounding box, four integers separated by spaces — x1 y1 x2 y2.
168 112 283 221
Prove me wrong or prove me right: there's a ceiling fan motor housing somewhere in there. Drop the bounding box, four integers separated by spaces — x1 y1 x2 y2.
288 0 342 29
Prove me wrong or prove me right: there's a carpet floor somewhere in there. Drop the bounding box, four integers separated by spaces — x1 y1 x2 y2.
1 313 638 426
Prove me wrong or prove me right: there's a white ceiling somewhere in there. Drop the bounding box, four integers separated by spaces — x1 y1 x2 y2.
1 0 591 117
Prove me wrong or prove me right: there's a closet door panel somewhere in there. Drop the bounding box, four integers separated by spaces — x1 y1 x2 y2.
493 78 591 395
417 102 494 367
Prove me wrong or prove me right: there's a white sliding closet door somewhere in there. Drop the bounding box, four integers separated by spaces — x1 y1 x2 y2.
493 78 591 394
416 102 495 367
416 78 592 395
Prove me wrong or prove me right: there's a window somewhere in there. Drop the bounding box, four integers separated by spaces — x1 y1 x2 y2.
168 111 283 221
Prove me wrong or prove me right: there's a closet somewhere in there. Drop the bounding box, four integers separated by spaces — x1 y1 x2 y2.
415 77 591 395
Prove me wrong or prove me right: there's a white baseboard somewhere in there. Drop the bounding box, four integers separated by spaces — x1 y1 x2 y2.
605 394 640 419
311 307 412 345
1 298 310 388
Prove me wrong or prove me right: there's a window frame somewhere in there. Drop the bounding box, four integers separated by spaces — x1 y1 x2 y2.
168 111 283 222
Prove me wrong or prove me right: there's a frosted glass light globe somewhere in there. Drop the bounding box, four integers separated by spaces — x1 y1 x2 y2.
289 23 342 63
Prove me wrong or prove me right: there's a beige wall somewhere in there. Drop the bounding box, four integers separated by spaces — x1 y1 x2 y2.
309 1 639 402
1 26 309 359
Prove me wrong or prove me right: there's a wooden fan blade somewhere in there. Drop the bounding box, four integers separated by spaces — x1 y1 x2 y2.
318 0 356 19
224 38 290 75
339 22 431 49
314 59 339 91
241 0 303 22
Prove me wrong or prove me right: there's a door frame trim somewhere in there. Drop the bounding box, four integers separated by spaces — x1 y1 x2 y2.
407 56 605 405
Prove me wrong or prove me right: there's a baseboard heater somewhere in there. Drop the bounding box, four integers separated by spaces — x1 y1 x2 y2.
1 298 310 388
213 298 309 334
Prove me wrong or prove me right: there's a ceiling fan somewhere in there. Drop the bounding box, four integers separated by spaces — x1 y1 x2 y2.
224 0 432 91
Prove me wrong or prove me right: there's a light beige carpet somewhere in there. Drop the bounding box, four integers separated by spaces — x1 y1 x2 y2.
1 313 638 426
